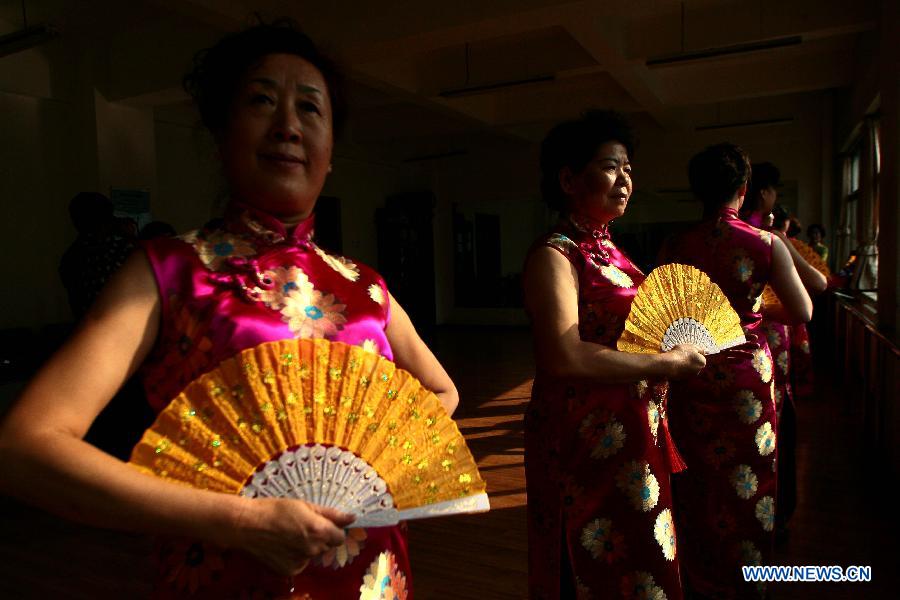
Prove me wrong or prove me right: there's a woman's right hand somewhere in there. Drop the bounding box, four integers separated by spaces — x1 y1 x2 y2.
229 497 355 576
663 344 707 379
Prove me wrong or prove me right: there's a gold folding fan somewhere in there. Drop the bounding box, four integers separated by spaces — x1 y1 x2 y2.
617 263 746 355
760 285 781 311
790 238 830 277
129 338 489 528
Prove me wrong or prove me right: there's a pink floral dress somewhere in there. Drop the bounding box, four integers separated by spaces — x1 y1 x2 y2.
660 207 776 599
525 215 684 600
139 202 410 599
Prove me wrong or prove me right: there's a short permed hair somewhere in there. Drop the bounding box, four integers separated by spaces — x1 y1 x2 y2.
688 143 752 212
183 18 346 136
540 109 636 212
771 203 789 230
743 162 781 215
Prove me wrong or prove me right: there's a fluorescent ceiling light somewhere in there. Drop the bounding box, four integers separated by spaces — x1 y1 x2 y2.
647 36 802 67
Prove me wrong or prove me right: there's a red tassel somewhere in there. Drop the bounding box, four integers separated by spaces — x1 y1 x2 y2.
661 418 687 473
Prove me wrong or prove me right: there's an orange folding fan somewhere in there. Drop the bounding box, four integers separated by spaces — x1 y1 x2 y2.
129 338 488 527
617 263 746 355
790 238 830 277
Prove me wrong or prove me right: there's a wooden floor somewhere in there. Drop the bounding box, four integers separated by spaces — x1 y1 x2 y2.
1 326 897 598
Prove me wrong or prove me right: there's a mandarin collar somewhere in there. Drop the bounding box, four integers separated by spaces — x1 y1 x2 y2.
224 201 315 244
567 213 611 241
720 206 740 221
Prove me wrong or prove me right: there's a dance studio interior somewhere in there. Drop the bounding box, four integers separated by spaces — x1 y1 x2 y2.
0 1 897 598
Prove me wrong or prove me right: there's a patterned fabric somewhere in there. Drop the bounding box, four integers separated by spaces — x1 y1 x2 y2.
525 215 683 600
139 202 410 599
763 322 792 416
659 206 776 599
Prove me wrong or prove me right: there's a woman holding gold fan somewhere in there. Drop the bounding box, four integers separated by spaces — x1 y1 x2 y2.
0 20 462 598
522 110 715 600
659 145 813 599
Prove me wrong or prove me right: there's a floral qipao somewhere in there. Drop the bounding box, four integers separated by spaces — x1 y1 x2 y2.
525 215 684 600
139 203 409 599
659 207 776 599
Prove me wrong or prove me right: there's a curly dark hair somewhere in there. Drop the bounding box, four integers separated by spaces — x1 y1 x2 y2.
688 143 752 212
540 110 636 212
742 161 781 216
183 18 346 136
771 203 789 230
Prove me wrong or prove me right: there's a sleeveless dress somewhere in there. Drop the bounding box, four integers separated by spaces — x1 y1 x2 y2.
742 213 797 530
659 206 776 599
525 214 684 600
139 202 411 599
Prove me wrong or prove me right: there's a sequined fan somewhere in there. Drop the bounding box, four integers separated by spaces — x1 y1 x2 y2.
789 238 830 276
617 263 746 355
129 339 489 528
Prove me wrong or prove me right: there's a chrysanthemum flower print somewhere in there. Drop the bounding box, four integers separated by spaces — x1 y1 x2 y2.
620 571 668 600
615 461 660 512
647 401 661 446
755 496 775 532
580 518 626 563
633 379 649 399
579 410 627 459
359 551 408 600
712 507 737 539
704 435 736 468
368 283 386 306
251 266 313 309
705 362 735 392
159 540 225 595
739 539 762 566
313 244 360 281
733 390 763 424
751 348 773 383
654 509 677 561
600 263 634 288
776 351 789 375
755 422 776 456
316 527 366 568
360 338 380 354
764 327 781 349
732 250 755 282
185 230 256 271
731 464 759 499
282 287 347 338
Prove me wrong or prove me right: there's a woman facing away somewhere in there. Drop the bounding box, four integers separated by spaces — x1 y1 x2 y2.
0 20 458 599
659 145 812 599
741 165 826 541
522 110 734 600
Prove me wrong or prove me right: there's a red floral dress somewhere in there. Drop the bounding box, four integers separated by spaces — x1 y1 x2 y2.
660 207 776 599
525 215 684 600
139 203 410 599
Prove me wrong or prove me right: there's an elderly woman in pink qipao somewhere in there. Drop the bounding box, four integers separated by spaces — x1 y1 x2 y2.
522 110 720 600
0 19 457 599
